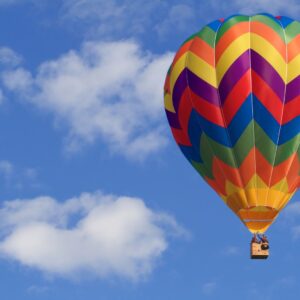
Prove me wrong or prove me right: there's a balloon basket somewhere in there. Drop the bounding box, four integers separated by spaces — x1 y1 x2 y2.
250 238 269 259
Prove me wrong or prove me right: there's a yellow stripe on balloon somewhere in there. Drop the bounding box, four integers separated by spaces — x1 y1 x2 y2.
277 190 296 211
164 93 175 112
287 54 300 83
271 178 289 192
169 54 187 93
246 174 267 189
264 189 291 208
186 52 217 88
216 33 250 83
225 181 249 209
251 33 287 81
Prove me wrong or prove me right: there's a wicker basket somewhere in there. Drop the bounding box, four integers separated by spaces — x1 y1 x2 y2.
250 242 269 259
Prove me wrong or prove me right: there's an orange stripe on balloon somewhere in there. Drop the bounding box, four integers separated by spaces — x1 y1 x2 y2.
237 148 256 184
205 177 224 195
172 40 193 66
288 34 300 62
251 21 286 60
208 148 298 193
270 153 297 186
189 37 215 66
216 22 249 63
214 157 244 188
286 154 300 192
255 148 273 186
211 164 229 196
238 210 278 220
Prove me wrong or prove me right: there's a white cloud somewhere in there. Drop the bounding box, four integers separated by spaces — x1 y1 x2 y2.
0 0 17 5
0 191 186 280
27 285 49 294
291 226 300 238
3 68 32 91
156 4 196 39
281 202 300 238
284 202 300 217
223 246 240 256
0 160 14 180
1 41 173 160
62 0 300 41
0 0 44 6
62 0 167 38
0 47 22 67
201 281 217 295
212 0 300 17
0 89 4 103
0 160 40 190
61 0 205 41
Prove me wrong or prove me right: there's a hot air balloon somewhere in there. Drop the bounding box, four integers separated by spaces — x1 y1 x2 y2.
164 14 300 258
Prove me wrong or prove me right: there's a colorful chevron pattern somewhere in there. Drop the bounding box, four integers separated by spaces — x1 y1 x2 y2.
164 14 300 233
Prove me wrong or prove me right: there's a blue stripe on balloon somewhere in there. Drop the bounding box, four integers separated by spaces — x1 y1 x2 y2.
179 145 201 163
177 95 299 149
207 20 222 32
253 95 280 144
279 116 300 144
277 16 294 28
227 95 253 144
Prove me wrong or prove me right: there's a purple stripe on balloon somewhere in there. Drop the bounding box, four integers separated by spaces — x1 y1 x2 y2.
286 76 300 103
172 70 188 112
186 69 220 105
218 50 250 104
165 110 181 129
251 50 285 101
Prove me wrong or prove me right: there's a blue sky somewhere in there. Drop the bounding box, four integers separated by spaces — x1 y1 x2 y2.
1 1 300 299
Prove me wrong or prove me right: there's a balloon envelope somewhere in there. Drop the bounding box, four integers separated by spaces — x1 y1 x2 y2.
164 14 300 233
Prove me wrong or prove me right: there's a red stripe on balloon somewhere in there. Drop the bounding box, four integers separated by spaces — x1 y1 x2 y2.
282 95 300 124
177 88 193 132
252 70 283 123
189 89 224 126
171 127 191 146
222 69 252 125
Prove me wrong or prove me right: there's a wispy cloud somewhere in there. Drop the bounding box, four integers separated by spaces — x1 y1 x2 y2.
27 285 49 294
2 1 300 41
201 281 217 295
0 191 186 280
155 4 197 39
62 0 167 38
0 160 14 180
284 202 300 217
211 0 300 17
247 276 296 300
223 245 240 256
0 47 22 68
1 41 173 160
0 0 46 6
0 160 40 190
62 0 300 41
280 201 300 238
61 0 210 41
